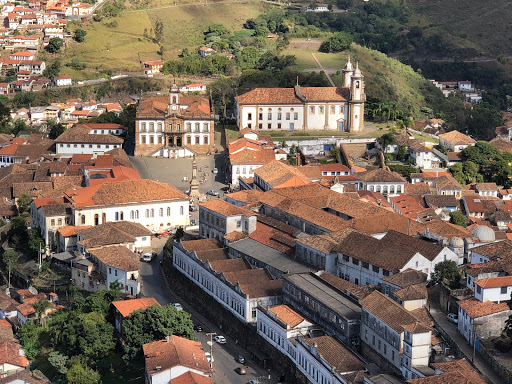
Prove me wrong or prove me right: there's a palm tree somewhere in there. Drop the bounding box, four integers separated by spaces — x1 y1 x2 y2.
32 299 52 324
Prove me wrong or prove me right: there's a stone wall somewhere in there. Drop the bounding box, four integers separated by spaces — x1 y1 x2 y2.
479 340 512 384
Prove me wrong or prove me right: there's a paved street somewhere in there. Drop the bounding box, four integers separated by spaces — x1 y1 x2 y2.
139 242 272 384
429 305 504 384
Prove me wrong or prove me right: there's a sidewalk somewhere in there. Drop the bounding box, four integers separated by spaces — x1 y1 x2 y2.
429 305 504 384
159 266 279 383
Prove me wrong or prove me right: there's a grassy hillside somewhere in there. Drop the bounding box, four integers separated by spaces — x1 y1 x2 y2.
283 39 439 117
62 1 262 75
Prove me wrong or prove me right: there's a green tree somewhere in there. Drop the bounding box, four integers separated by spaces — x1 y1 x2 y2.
431 260 460 289
449 211 467 228
123 304 194 359
48 351 68 375
7 216 28 248
17 192 32 214
3 249 18 286
380 132 395 153
397 145 408 161
46 37 64 53
154 19 164 44
74 29 87 42
67 364 100 384
48 119 66 139
32 298 52 322
12 119 29 136
319 32 353 53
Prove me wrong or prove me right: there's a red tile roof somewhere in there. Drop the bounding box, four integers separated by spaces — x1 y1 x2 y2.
112 298 160 318
458 297 509 318
143 336 211 375
235 86 349 105
0 341 29 368
475 276 512 289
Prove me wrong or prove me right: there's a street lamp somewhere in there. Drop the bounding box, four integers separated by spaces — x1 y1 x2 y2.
206 332 216 376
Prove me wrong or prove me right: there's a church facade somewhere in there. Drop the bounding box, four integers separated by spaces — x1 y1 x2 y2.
234 59 365 134
134 83 215 157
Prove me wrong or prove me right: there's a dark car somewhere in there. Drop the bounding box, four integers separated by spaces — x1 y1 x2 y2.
236 355 245 364
194 324 203 332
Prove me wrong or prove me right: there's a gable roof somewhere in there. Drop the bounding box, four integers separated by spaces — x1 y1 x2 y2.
253 160 311 188
303 336 364 374
268 304 311 328
55 127 124 144
408 359 485 384
88 246 139 272
381 268 427 289
65 179 187 207
457 297 509 318
199 199 255 217
112 298 160 318
235 86 350 105
0 341 29 368
143 335 211 375
77 221 153 248
438 130 476 145
360 291 427 333
357 168 406 183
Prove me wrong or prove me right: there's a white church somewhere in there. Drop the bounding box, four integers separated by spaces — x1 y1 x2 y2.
234 58 365 134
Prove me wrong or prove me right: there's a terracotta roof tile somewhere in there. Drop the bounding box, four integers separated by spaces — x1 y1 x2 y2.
317 271 377 301
181 238 221 252
360 291 427 333
253 160 311 188
357 168 406 183
0 341 29 368
475 275 512 288
199 199 255 217
55 128 124 144
223 231 248 242
172 371 213 384
57 225 90 237
303 336 364 374
112 298 160 318
408 359 485 384
268 304 310 328
226 190 264 204
65 179 187 207
89 246 139 272
143 336 211 375
382 269 427 288
394 284 428 301
235 86 349 105
138 95 211 118
438 131 476 145
457 297 509 318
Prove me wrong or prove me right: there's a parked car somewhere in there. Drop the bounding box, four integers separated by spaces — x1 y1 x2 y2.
190 219 197 226
246 380 260 384
235 367 247 375
212 168 218 174
207 190 219 196
447 313 458 324
172 303 183 311
194 324 203 332
189 205 197 212
156 230 170 237
213 335 226 344
236 355 245 364
142 253 153 262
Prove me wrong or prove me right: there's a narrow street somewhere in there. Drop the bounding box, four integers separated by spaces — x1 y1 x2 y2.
429 304 504 384
139 245 276 384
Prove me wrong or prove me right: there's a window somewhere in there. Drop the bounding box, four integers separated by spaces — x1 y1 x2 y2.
158 122 162 131
115 212 119 221
362 262 369 269
310 106 315 114
204 136 208 145
267 123 271 129
258 123 262 129
130 210 134 219
294 112 298 120
195 137 200 144
169 123 173 131
195 123 200 132
236 220 241 228
157 136 162 144
372 265 379 273
149 123 154 132
177 124 181 131
167 207 171 216
135 210 139 219
477 285 482 294
180 206 184 215
115 270 117 277
145 209 149 218
51 219 55 226
501 286 507 294
277 113 282 120
81 215 85 224
149 136 154 144
259 113 263 120
267 113 272 120
159 208 163 217
286 112 290 120
186 123 191 132
142 136 146 144
150 209 154 217
352 258 359 265
319 106 324 114
141 123 146 132
187 136 191 144
277 123 281 129
109 268 111 274
248 113 252 120
58 218 62 225
330 105 335 114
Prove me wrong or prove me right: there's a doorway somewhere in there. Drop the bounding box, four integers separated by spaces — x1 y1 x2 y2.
176 136 182 147
290 123 294 131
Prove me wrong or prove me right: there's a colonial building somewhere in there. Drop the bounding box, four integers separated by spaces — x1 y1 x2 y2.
235 58 365 134
134 83 215 157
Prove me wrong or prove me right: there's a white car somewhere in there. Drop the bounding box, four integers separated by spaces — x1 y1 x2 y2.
212 168 218 174
143 253 153 262
447 313 458 324
172 303 183 311
213 335 226 344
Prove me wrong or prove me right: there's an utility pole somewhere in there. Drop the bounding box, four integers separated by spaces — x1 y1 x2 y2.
7 260 11 289
206 332 216 376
